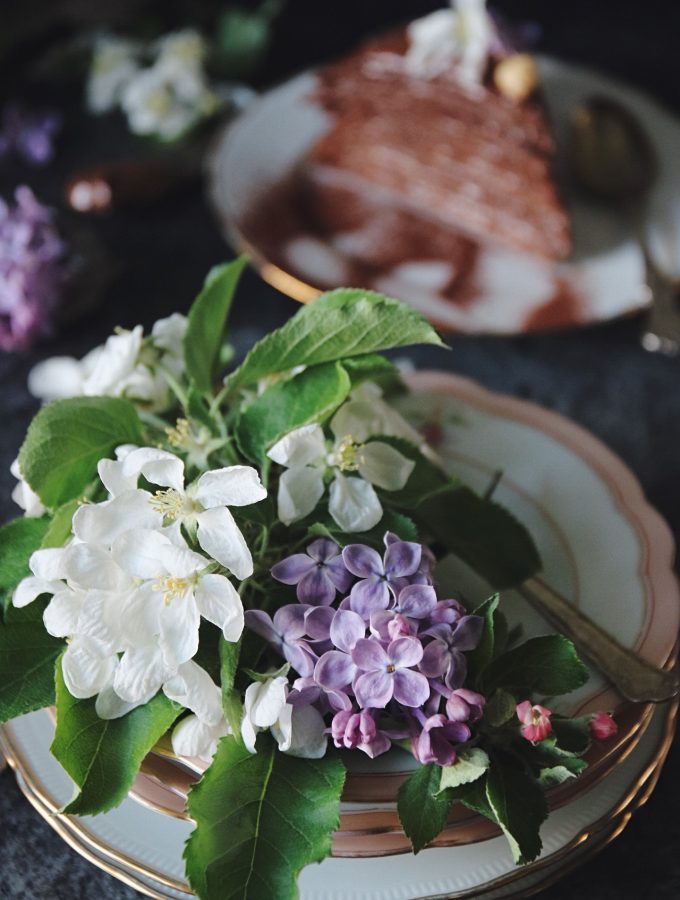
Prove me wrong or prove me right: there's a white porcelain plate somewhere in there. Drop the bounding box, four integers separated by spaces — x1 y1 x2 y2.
209 57 680 334
2 374 678 898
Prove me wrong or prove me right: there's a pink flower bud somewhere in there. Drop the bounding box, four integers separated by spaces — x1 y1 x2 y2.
589 711 617 741
516 700 552 743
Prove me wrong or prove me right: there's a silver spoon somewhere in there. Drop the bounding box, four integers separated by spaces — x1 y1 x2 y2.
569 95 680 354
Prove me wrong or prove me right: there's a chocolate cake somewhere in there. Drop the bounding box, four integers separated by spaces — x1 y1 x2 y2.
298 3 571 262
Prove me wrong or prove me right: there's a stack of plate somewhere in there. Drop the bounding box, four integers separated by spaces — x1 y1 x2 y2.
2 372 678 898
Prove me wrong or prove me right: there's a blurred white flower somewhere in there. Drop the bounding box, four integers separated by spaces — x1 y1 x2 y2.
406 0 492 84
10 458 45 517
87 36 141 114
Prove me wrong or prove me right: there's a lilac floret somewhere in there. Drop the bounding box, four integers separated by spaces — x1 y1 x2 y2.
413 714 472 766
0 103 61 166
331 708 391 758
271 538 352 605
343 536 422 618
420 616 485 689
0 186 69 352
244 605 317 677
352 636 430 708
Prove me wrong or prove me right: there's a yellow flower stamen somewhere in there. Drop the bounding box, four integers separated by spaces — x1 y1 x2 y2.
166 418 190 448
153 574 193 606
148 488 184 520
330 435 361 472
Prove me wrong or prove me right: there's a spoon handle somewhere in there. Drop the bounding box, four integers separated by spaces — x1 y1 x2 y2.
634 217 680 354
519 576 679 704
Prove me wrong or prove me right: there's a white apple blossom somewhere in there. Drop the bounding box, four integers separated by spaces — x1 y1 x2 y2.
241 676 327 759
405 0 492 84
27 314 188 410
73 447 266 579
10 458 45 518
167 660 231 762
87 36 141 114
267 391 415 532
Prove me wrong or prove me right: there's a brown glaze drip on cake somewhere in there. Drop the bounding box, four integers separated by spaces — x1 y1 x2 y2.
300 29 571 261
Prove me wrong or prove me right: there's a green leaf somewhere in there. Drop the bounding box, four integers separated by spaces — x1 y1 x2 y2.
0 517 49 601
219 636 242 733
184 734 346 900
51 664 180 815
484 688 517 727
0 610 63 721
551 716 591 754
467 594 500 677
224 288 446 393
538 765 579 788
18 397 143 508
214 1 283 80
235 362 351 464
439 748 490 792
184 258 248 392
415 485 541 588
484 635 589 697
397 763 453 854
486 764 548 864
341 354 400 389
41 500 78 549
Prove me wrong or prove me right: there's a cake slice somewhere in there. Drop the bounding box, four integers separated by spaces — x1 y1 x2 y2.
299 3 571 261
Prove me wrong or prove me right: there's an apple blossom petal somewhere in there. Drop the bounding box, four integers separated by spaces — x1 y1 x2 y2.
27 355 84 400
352 637 390 672
72 489 162 545
111 528 173 578
329 399 376 443
29 547 68 581
357 441 414 491
276 466 325 525
62 637 117 699
95 685 146 720
384 540 421 578
63 542 129 591
159 543 209 579
330 609 365 654
314 650 356 689
388 636 423 669
274 704 327 759
119 585 164 648
195 574 244 642
329 474 382 533
393 669 430 707
12 575 62 608
270 553 316 584
163 660 223 725
354 669 393 708
194 465 267 509
245 677 288 729
158 594 200 666
76 589 127 653
267 424 326 468
172 714 229 762
196 506 253 579
272 702 293 752
97 458 134 497
397 584 437 619
139 455 185 493
342 544 383 578
43 589 84 637
113 645 171 704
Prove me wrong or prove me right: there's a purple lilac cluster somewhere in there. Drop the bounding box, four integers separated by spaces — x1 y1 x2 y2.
246 535 486 765
0 104 61 166
0 186 69 352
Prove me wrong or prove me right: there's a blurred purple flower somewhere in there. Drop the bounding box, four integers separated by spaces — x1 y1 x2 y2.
353 636 430 709
0 104 61 166
430 598 467 627
244 604 317 677
0 186 68 353
343 537 422 618
420 616 484 689
331 708 391 758
271 538 352 605
413 714 471 766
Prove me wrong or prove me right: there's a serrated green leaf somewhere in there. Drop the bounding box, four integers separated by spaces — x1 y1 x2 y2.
484 688 517 727
18 397 143 508
397 763 453 854
439 748 490 792
51 663 180 815
486 765 547 864
41 500 78 549
0 611 62 721
415 485 541 589
0 517 49 604
341 354 400 389
484 635 589 697
184 734 345 900
467 594 500 677
184 258 247 392
235 362 351 464
224 288 446 393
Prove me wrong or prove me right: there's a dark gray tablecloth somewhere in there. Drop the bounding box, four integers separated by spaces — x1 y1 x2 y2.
2 1 680 897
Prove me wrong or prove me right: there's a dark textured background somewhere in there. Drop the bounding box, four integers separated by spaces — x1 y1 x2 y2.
1 1 680 897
